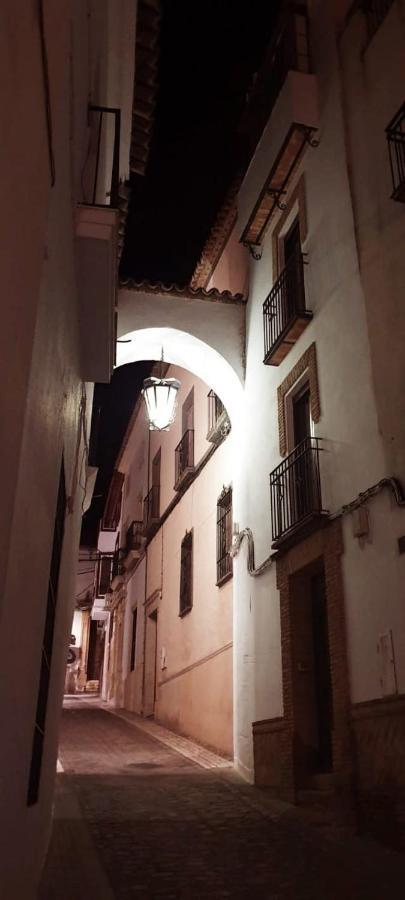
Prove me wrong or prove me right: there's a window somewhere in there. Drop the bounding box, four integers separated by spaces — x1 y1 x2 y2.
179 531 193 616
217 488 233 585
130 608 138 671
27 460 66 806
386 103 405 202
97 554 112 596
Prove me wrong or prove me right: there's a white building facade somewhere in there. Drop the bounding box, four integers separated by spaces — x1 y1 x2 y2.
97 365 234 757
114 0 405 847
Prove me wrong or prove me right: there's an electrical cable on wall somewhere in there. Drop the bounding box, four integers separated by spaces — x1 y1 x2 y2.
232 476 405 579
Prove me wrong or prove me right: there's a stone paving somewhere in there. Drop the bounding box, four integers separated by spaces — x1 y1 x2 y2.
39 702 405 899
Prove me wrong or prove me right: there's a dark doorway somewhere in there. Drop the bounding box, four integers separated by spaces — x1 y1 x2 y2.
87 619 105 682
290 562 333 785
293 382 311 446
311 570 333 772
283 218 302 318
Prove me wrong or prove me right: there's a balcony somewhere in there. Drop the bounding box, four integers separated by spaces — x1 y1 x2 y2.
110 548 125 591
121 520 144 568
263 248 312 365
238 6 318 252
143 485 160 537
386 104 405 202
206 391 231 444
269 437 327 548
174 430 195 491
75 106 121 384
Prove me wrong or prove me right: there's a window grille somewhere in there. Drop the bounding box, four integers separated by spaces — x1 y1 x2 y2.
179 531 193 615
386 103 405 202
130 609 138 671
217 488 233 584
27 460 66 806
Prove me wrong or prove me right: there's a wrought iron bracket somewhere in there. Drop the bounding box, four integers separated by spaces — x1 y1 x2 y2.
266 188 287 211
305 128 320 148
243 241 262 261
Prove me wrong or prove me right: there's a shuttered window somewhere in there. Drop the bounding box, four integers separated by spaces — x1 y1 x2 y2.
179 531 193 616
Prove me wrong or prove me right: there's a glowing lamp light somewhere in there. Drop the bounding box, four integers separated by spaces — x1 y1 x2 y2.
142 376 181 431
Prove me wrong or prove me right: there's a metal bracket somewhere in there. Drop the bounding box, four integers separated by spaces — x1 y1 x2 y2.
266 188 287 211
243 241 262 261
305 129 320 148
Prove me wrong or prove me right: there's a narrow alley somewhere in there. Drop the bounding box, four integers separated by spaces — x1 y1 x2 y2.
39 699 405 900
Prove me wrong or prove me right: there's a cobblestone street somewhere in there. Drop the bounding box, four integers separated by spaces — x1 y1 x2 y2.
39 701 405 899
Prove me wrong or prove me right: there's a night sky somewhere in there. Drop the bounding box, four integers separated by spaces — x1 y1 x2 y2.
82 0 280 544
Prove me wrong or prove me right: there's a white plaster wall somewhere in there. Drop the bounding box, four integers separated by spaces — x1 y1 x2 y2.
0 1 127 895
115 366 235 755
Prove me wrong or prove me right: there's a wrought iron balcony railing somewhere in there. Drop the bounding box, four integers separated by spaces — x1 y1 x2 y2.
125 520 143 553
175 429 194 488
263 248 312 365
83 105 121 208
360 0 394 39
143 485 160 534
270 437 326 544
207 391 231 443
386 103 405 202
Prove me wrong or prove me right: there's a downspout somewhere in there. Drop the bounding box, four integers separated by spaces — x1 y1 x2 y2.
141 429 151 714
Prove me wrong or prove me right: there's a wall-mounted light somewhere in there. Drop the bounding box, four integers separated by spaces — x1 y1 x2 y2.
142 374 180 431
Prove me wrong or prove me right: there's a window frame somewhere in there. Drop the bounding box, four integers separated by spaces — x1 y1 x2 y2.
216 487 233 586
179 530 193 616
130 607 138 672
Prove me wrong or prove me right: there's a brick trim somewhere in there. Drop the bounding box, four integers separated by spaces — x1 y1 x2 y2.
277 342 320 456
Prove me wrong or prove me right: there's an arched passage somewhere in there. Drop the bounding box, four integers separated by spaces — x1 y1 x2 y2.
116 326 244 426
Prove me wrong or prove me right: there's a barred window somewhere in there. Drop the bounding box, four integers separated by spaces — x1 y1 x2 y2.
217 488 233 585
179 531 193 616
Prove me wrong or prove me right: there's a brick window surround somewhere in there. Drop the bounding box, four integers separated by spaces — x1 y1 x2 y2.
277 342 320 456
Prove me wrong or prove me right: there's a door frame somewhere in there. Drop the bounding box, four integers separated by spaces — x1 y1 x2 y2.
275 519 352 798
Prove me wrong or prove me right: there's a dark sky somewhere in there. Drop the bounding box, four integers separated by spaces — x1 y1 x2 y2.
120 0 280 285
83 1 280 544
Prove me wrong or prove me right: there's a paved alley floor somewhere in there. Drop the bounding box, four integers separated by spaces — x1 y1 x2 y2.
39 701 405 899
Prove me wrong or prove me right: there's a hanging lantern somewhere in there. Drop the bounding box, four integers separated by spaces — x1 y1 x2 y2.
142 376 180 431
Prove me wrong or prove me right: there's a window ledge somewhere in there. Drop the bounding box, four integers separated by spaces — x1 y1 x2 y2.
178 605 193 618
216 571 233 588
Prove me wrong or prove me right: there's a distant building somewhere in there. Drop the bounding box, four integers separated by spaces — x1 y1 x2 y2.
98 364 234 757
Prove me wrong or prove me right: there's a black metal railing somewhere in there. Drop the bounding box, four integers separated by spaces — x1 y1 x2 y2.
125 520 143 553
270 437 324 543
386 103 405 201
263 248 306 361
143 485 160 531
111 549 123 580
96 553 114 596
208 391 225 433
84 105 121 208
175 430 194 484
360 0 394 39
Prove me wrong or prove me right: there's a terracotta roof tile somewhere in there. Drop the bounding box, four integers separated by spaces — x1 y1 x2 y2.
190 174 243 290
119 278 246 304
